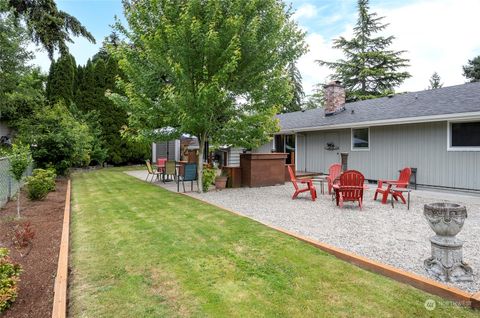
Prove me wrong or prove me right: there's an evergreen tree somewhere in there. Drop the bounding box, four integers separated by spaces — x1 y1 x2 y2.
46 53 76 104
428 72 443 89
281 63 304 113
303 84 325 110
463 55 480 82
4 0 95 58
317 0 410 101
73 37 149 165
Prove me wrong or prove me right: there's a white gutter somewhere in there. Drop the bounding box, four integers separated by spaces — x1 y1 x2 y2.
279 111 480 134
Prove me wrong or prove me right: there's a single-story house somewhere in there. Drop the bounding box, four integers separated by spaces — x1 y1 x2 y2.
261 81 480 192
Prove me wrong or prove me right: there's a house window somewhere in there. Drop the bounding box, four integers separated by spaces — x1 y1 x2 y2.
274 134 295 164
351 128 370 150
449 121 480 150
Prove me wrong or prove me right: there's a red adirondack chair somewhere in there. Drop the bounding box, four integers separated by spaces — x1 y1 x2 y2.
334 170 365 209
326 163 342 194
374 167 412 204
287 165 317 201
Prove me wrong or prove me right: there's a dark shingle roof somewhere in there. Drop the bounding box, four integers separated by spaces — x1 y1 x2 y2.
278 82 480 132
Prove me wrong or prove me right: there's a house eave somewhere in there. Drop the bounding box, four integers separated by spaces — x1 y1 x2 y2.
278 111 480 134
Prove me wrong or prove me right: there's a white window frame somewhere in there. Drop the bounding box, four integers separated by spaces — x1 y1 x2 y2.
351 127 370 151
447 120 480 152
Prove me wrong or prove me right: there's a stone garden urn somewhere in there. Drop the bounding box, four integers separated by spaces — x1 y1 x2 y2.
424 202 473 282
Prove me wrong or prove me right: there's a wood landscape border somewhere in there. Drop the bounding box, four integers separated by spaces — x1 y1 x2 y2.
51 179 71 318
176 189 480 309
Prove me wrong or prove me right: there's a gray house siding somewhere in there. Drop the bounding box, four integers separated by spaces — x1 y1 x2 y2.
227 148 242 166
154 140 179 161
253 140 274 153
296 121 480 191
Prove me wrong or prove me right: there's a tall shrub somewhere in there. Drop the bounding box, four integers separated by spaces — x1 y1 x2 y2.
17 101 93 175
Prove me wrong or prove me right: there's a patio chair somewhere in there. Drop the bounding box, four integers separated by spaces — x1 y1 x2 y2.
326 163 342 195
334 170 365 209
287 165 316 201
163 160 177 182
156 158 167 174
374 167 412 204
145 160 161 182
177 163 197 192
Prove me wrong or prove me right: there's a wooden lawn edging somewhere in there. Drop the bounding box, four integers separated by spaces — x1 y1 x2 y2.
175 189 479 309
51 179 71 318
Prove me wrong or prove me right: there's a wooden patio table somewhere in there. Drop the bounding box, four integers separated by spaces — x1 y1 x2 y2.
386 181 411 210
311 176 328 195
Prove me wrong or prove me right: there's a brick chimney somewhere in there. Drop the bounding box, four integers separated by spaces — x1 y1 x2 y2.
324 81 346 116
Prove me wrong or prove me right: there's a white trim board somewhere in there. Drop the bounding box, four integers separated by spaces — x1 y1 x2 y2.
447 119 480 152
351 127 370 152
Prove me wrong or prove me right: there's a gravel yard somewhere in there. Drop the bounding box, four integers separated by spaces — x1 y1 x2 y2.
126 170 480 293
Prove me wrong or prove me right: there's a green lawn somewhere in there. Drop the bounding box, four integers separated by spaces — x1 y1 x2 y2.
70 169 477 317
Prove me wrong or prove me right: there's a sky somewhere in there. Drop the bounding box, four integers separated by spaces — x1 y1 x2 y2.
32 0 480 95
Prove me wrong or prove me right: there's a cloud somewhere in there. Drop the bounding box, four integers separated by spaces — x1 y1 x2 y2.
296 0 480 95
293 3 318 20
373 0 480 91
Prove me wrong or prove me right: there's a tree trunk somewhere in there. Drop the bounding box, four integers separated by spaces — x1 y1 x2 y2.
17 189 21 219
196 133 207 193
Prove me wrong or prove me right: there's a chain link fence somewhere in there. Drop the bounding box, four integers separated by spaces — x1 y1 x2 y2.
0 157 33 207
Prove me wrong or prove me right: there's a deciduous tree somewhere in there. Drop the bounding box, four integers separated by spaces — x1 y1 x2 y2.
109 0 306 191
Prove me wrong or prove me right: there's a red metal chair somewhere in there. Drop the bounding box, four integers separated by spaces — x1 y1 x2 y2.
326 163 342 194
156 157 167 174
287 165 317 201
334 170 365 209
374 167 412 204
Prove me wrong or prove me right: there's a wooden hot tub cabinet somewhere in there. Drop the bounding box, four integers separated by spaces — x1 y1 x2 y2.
240 153 288 187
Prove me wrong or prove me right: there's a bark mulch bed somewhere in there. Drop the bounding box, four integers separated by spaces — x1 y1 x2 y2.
0 179 67 318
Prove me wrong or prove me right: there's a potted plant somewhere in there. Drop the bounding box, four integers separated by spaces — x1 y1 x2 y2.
215 170 228 190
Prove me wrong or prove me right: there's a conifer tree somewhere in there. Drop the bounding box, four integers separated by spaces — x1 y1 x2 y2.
428 72 443 89
281 63 304 113
317 0 410 101
463 55 480 82
46 53 76 104
5 0 95 58
73 37 149 164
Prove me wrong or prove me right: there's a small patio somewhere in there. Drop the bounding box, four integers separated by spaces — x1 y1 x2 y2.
127 169 480 294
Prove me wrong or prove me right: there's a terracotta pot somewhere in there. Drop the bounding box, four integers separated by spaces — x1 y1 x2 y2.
215 176 228 189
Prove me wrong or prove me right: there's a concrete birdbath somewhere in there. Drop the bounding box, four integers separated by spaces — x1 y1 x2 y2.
423 202 473 282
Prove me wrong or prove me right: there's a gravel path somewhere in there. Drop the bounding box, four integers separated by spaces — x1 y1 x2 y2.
126 170 480 293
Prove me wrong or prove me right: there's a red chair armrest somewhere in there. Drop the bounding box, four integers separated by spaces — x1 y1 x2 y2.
299 178 313 183
377 179 397 187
